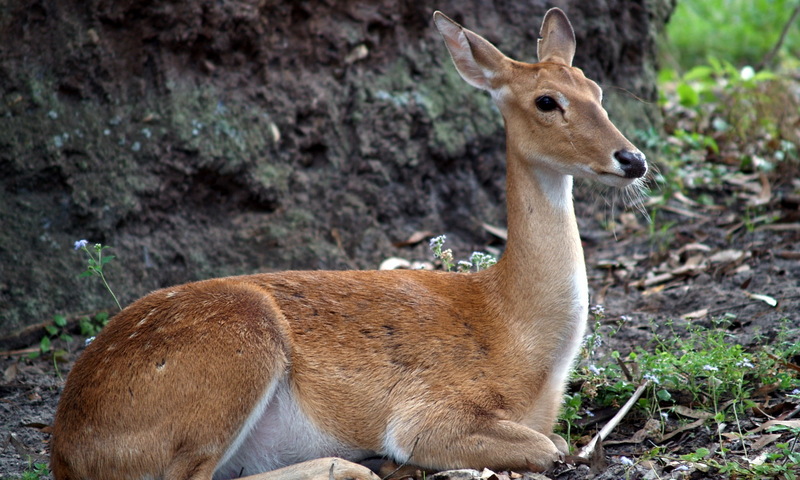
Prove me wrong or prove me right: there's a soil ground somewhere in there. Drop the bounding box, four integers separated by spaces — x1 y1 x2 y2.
1 170 798 479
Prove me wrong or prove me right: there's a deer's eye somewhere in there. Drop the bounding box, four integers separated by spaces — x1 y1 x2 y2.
535 95 559 112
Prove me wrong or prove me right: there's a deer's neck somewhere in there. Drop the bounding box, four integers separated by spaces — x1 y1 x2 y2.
485 145 589 354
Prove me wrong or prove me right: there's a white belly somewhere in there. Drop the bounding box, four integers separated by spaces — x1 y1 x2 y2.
213 379 373 480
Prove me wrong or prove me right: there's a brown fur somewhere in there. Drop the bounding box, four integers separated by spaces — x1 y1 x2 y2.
51 9 645 480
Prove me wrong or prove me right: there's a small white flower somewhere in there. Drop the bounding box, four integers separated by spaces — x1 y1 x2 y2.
74 239 89 250
660 411 669 419
791 389 800 396
673 465 689 472
740 65 755 81
702 365 719 372
590 304 605 316
429 235 446 250
585 409 595 417
85 336 95 346
619 456 634 466
643 373 660 384
736 359 754 368
588 364 604 375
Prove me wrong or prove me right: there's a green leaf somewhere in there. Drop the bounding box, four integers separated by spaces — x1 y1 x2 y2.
676 83 699 107
683 65 714 82
78 270 94 279
656 389 672 402
101 255 116 264
53 314 67 327
681 447 710 462
40 336 51 353
45 325 58 336
752 70 777 82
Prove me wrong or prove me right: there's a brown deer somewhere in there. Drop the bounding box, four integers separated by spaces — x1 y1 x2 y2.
51 8 646 480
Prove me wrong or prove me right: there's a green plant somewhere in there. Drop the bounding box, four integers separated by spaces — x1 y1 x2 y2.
79 311 110 337
74 239 121 310
18 462 49 480
29 314 72 361
662 0 800 70
429 235 496 273
559 392 584 445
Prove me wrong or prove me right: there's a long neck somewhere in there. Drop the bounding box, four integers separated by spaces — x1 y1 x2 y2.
484 141 588 342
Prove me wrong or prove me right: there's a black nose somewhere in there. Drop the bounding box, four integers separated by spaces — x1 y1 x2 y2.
614 149 647 179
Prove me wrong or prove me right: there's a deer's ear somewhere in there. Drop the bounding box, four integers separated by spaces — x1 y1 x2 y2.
433 11 507 91
537 8 576 66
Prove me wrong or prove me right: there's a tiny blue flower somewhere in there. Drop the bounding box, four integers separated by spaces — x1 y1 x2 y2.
85 336 95 346
74 239 89 250
620 456 634 466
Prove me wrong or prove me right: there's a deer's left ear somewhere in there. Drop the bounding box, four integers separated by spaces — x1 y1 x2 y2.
537 8 576 66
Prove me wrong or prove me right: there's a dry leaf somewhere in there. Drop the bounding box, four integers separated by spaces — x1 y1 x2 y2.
482 223 507 241
393 231 433 248
658 417 706 443
3 363 18 383
671 405 714 420
750 433 782 451
748 419 800 435
744 291 778 307
379 257 411 270
681 308 708 320
709 249 746 263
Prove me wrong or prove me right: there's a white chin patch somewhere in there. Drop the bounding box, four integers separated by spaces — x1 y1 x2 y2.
597 173 635 188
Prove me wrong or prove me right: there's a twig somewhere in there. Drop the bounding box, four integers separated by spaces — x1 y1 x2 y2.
578 381 650 459
758 3 800 70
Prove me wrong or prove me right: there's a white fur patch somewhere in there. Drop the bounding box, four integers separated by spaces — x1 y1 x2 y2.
548 269 588 391
214 379 372 479
381 418 411 464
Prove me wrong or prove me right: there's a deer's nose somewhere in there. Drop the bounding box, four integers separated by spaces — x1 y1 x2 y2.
614 149 647 179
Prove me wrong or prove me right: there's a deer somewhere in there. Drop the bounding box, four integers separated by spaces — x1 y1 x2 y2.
50 8 646 480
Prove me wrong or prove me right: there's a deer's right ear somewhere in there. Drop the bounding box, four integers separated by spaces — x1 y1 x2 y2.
433 11 507 91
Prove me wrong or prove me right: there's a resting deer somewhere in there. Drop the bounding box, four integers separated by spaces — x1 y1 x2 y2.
51 8 646 480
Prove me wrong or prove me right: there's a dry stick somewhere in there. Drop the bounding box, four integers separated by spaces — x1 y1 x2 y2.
577 381 650 460
758 3 800 70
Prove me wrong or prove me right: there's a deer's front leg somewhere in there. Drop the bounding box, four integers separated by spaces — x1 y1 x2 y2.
390 418 564 473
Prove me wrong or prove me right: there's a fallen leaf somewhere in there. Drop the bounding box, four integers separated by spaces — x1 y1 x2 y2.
748 419 800 435
743 291 777 307
750 433 782 451
379 257 411 270
681 308 708 320
482 223 507 241
3 363 18 383
393 231 433 248
671 405 714 420
658 417 706 443
676 242 712 255
709 249 746 263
